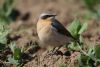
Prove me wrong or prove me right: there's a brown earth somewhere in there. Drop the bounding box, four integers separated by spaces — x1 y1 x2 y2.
0 0 100 67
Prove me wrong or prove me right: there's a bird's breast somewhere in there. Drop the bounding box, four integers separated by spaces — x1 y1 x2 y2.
37 19 52 41
37 19 71 47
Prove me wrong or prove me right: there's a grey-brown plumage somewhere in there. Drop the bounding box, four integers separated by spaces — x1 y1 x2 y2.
37 12 74 51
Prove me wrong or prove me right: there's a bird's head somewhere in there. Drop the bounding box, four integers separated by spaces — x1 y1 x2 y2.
39 12 57 20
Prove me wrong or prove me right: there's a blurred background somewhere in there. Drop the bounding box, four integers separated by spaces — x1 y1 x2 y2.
0 0 100 28
0 0 100 67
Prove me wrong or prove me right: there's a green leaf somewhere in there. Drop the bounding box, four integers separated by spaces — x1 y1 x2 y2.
0 25 10 44
0 9 5 17
10 42 16 53
83 11 99 19
10 42 21 60
60 64 66 67
13 48 21 60
83 0 96 9
67 19 82 38
0 36 7 44
3 0 13 17
0 0 14 24
77 54 90 66
0 25 10 50
8 55 19 65
87 46 95 58
94 44 100 59
78 23 88 34
68 42 80 51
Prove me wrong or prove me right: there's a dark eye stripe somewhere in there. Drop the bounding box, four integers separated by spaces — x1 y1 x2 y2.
41 15 54 19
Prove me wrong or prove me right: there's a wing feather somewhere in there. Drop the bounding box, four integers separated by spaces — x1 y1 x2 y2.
51 19 74 39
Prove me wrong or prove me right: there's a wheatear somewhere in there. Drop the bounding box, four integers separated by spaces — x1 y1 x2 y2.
37 12 76 53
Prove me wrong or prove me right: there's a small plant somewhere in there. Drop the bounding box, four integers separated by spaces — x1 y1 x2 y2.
8 42 23 66
60 64 66 67
0 25 24 66
67 19 87 51
67 19 100 67
0 0 14 24
0 0 25 66
83 0 100 18
0 25 11 51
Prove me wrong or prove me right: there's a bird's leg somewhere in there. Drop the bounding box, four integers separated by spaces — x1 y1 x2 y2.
49 45 63 55
54 45 62 52
51 47 56 52
47 47 56 56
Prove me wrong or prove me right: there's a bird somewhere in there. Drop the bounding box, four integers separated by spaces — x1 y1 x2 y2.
37 12 77 54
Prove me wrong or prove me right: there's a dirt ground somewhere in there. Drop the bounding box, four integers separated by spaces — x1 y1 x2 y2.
0 0 100 67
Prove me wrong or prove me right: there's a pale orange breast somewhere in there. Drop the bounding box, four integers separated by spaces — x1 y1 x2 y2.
37 19 52 42
37 19 51 33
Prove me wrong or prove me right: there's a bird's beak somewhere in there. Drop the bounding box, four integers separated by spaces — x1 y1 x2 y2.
50 14 57 17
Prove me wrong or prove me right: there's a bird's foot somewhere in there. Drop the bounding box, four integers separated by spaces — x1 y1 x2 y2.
47 50 63 56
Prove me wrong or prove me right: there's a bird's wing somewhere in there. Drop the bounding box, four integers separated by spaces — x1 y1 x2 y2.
51 19 74 39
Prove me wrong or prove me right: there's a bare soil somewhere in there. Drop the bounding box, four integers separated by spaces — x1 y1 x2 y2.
0 0 100 67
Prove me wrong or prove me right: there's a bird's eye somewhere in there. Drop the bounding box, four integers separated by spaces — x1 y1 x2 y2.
41 15 49 19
